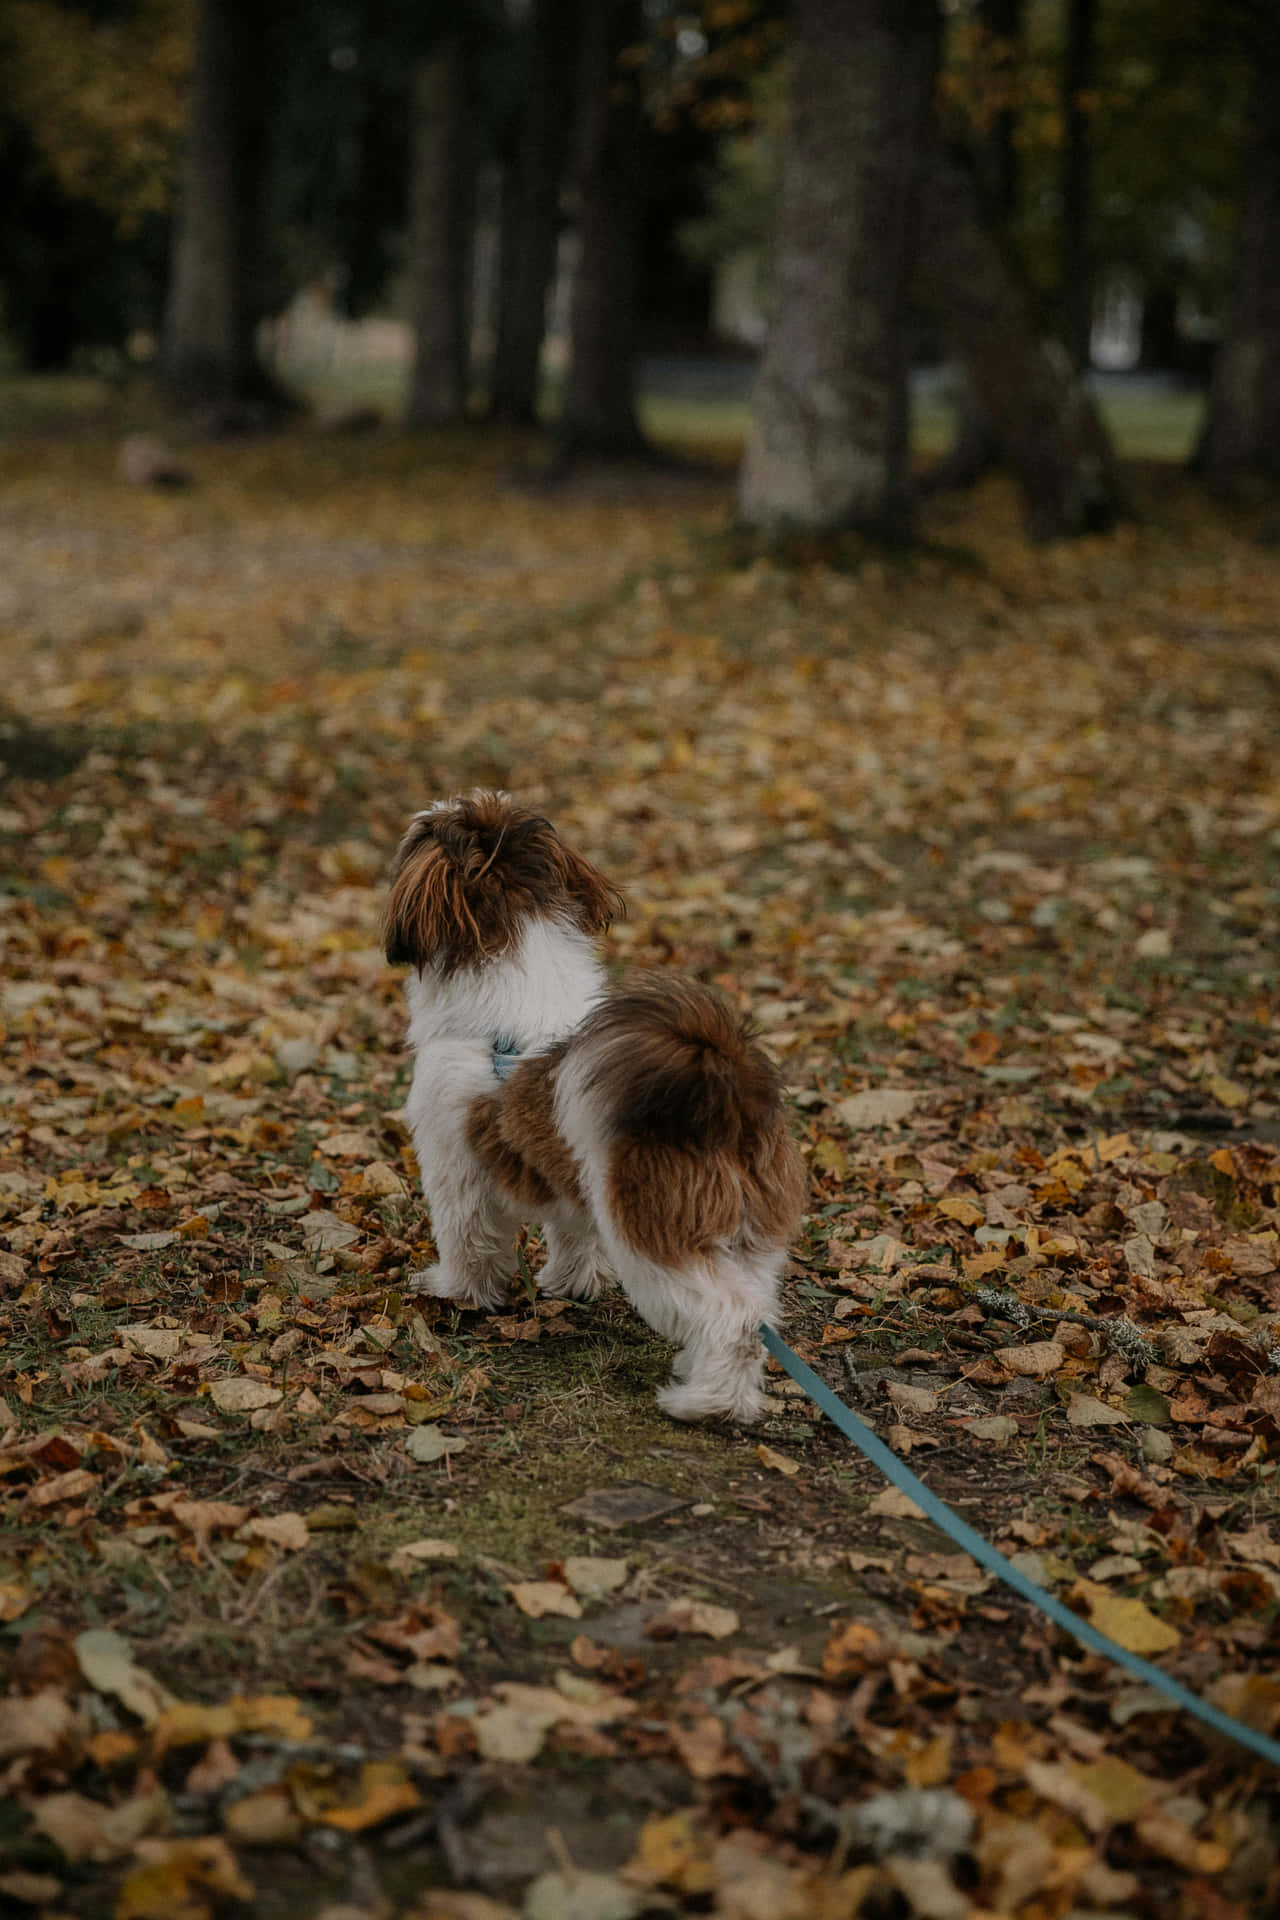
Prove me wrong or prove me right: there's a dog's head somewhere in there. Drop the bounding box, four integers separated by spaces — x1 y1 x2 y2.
383 791 624 973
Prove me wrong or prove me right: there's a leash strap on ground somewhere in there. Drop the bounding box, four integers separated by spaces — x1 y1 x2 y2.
761 1326 1280 1769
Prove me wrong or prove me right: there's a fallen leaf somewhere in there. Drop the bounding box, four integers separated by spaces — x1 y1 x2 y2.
562 1556 629 1600
994 1341 1066 1378
405 1424 468 1464
646 1599 740 1641
74 1630 177 1725
116 1836 254 1917
1065 1393 1127 1428
508 1580 583 1620
208 1378 282 1415
756 1443 801 1476
1071 1580 1181 1654
320 1760 422 1832
837 1088 920 1130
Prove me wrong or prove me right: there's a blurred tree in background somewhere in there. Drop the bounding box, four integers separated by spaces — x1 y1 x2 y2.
0 0 1276 530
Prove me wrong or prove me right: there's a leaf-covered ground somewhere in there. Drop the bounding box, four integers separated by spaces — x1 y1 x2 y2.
1 419 1279 1919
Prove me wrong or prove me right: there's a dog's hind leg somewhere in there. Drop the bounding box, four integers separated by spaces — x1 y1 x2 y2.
537 1201 611 1302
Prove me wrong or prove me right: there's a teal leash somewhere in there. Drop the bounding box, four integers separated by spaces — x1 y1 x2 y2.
761 1326 1280 1769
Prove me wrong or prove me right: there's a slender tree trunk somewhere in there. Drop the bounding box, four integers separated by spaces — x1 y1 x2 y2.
405 33 471 429
492 0 579 424
559 0 648 455
979 0 1023 229
1059 0 1096 368
738 0 939 538
919 137 1125 538
161 0 251 404
1200 25 1280 495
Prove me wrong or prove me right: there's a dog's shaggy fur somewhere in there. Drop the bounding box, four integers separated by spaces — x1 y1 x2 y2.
384 793 806 1422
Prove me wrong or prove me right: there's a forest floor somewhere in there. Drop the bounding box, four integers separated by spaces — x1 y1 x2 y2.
0 410 1279 1920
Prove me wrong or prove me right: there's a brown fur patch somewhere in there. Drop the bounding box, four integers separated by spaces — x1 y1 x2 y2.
607 1142 744 1265
498 1048 586 1209
581 978 781 1154
464 1047 587 1212
465 1093 555 1208
383 793 624 973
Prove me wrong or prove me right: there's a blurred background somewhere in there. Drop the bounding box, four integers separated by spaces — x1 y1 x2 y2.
0 0 1274 534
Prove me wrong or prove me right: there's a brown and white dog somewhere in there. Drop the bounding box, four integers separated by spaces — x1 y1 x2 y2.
383 792 806 1422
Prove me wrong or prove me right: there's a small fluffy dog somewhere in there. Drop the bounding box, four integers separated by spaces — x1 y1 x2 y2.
383 792 807 1422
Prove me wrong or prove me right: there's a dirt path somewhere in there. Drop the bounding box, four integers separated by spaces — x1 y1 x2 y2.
1 428 1279 1917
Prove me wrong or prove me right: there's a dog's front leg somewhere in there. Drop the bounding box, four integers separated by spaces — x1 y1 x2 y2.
408 1170 522 1308
405 1068 521 1308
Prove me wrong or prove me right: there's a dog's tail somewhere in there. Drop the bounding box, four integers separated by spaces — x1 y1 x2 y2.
573 977 806 1263
577 977 779 1152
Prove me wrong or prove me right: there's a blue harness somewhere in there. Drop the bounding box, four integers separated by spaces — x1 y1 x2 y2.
491 1035 522 1082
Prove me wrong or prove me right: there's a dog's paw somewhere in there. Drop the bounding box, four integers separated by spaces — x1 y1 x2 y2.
657 1380 765 1426
538 1263 606 1303
407 1265 471 1301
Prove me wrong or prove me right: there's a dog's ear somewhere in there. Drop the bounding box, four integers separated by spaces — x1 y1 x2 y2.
559 846 625 936
383 816 482 971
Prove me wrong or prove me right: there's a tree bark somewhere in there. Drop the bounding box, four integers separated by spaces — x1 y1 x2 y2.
405 33 471 429
492 0 579 424
919 137 1125 539
559 0 648 456
161 0 259 405
737 0 939 538
1059 0 1096 368
1200 23 1280 495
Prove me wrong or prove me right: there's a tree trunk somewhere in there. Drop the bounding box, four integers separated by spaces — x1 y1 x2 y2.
737 0 939 538
161 0 254 404
405 34 471 429
492 0 579 424
1059 0 1096 368
978 0 1023 229
919 137 1125 539
1200 24 1280 495
559 0 648 456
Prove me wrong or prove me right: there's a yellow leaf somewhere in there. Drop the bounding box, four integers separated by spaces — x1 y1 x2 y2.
115 1837 253 1919
627 1810 717 1894
1072 1580 1180 1654
904 1730 952 1787
938 1196 984 1226
319 1760 422 1833
756 1443 801 1477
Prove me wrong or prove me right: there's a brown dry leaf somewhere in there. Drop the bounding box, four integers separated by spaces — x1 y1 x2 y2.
223 1787 302 1846
29 1785 169 1863
866 1486 925 1520
0 1687 79 1761
562 1556 629 1600
668 1714 745 1781
646 1598 740 1641
207 1378 282 1415
755 1443 801 1476
508 1579 583 1620
235 1512 310 1551
1134 1809 1230 1874
994 1341 1067 1379
1065 1393 1127 1428
74 1629 177 1725
886 1381 940 1417
469 1678 635 1763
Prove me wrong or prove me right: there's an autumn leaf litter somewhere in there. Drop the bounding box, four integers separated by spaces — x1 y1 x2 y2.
0 432 1279 1915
